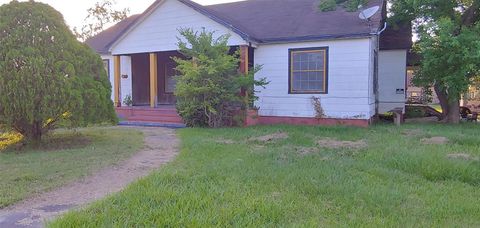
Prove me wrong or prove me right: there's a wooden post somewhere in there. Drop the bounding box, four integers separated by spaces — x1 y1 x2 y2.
149 53 158 108
391 108 404 126
239 45 249 74
240 45 250 126
114 55 121 107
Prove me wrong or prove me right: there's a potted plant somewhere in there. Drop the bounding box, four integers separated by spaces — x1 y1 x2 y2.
123 94 134 117
123 94 133 107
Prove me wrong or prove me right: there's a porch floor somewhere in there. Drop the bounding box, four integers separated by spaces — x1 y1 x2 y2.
116 105 185 128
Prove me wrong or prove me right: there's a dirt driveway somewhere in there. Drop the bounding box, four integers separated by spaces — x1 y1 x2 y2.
0 126 179 228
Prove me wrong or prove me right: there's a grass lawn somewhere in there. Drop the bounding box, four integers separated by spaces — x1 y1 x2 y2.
0 127 143 208
50 124 480 227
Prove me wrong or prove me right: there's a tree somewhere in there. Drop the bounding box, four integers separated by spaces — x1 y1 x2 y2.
319 0 368 12
74 0 129 41
390 0 480 123
0 1 117 142
173 28 268 128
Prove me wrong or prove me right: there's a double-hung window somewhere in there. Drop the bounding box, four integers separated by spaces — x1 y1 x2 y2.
289 47 328 94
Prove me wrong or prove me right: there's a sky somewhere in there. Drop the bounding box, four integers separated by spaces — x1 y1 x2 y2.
0 0 243 29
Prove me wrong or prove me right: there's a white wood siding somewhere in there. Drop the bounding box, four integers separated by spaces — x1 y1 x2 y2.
101 55 115 101
111 0 247 55
378 50 407 113
119 56 133 105
254 39 374 119
102 55 132 104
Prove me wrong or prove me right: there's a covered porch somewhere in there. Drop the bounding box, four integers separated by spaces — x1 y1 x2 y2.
114 50 181 108
112 45 253 125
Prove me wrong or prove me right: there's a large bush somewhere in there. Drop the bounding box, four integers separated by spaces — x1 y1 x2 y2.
173 28 267 128
0 1 117 141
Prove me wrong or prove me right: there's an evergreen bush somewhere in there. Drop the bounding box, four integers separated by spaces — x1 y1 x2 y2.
0 1 117 141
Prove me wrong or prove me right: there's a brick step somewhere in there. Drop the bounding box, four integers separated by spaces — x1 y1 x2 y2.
127 115 184 123
129 110 180 117
117 106 177 111
119 121 186 128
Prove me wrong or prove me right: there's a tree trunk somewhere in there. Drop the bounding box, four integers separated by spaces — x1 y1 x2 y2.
446 99 460 124
434 83 460 123
447 100 460 124
434 83 448 120
28 121 43 143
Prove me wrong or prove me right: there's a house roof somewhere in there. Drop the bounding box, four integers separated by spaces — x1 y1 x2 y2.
379 23 413 50
85 14 141 54
204 0 384 43
87 0 388 53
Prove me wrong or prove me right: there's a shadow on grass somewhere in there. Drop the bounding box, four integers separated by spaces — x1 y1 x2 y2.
1 131 92 153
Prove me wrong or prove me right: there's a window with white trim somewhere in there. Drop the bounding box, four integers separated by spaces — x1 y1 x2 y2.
289 47 328 94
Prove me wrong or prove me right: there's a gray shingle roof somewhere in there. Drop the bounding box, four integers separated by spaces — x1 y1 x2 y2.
204 0 384 43
379 23 413 50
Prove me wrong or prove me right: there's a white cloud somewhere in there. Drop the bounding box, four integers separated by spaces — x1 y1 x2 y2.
0 0 242 29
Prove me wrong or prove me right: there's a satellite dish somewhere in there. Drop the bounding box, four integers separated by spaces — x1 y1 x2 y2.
359 6 380 21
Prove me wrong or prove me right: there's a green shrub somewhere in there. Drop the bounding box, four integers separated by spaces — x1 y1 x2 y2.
0 1 117 142
173 28 267 128
319 0 337 11
319 0 367 12
344 0 368 12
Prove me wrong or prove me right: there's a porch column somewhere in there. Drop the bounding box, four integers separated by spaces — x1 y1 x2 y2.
114 55 121 107
149 53 158 108
239 45 249 74
239 45 249 98
240 45 251 126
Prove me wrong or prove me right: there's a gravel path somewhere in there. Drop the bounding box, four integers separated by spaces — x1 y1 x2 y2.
0 126 179 228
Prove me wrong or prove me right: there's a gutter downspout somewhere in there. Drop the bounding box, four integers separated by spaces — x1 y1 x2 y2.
372 22 387 117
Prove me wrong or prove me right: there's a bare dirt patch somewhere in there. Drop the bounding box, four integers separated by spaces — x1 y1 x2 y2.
215 139 236 144
421 136 448 145
295 146 331 160
296 147 318 155
250 132 288 143
402 129 424 137
447 153 479 161
317 138 368 150
0 126 179 228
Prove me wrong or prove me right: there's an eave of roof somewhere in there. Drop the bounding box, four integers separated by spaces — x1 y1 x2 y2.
259 33 374 44
85 14 141 54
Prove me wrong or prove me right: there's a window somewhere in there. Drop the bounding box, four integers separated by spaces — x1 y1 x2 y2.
103 59 110 77
165 62 177 93
289 47 328 94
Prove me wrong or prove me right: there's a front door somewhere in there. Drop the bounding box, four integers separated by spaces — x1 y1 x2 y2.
131 53 150 106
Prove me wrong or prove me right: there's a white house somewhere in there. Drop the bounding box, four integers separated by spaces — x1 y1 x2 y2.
86 0 411 127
